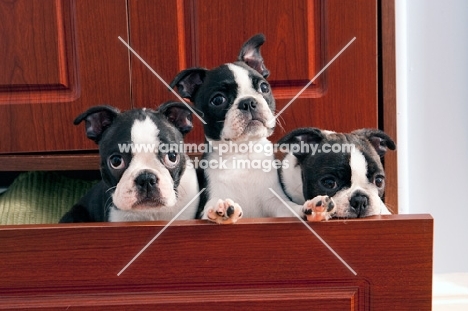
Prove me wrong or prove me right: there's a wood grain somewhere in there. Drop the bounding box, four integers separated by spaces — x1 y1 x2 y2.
0 214 433 310
380 0 398 212
0 0 388 169
0 153 100 171
0 0 71 92
0 0 131 154
129 0 379 147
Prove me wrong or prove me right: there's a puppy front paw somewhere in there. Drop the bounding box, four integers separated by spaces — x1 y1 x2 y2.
206 199 243 224
303 195 336 221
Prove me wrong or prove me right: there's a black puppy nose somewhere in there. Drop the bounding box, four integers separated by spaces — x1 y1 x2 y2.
350 193 369 217
135 172 158 191
238 97 257 111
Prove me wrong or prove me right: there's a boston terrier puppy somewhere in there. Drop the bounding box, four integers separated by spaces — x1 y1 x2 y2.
60 102 199 223
170 34 328 224
278 128 396 219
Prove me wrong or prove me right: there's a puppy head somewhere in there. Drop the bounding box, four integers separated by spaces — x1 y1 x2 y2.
279 128 396 218
74 103 194 211
170 34 276 142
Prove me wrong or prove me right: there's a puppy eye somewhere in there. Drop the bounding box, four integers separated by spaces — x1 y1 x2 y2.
109 155 125 170
210 95 226 106
374 175 385 188
163 151 180 168
320 177 337 190
259 82 270 93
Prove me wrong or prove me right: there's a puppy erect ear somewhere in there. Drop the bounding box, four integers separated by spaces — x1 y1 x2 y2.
74 105 120 144
170 68 207 101
352 129 396 157
238 33 270 78
278 127 324 161
158 101 197 135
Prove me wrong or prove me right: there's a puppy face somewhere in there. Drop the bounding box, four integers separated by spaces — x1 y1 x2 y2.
279 128 396 218
100 113 184 210
170 34 275 142
195 63 275 142
300 138 387 218
74 103 193 212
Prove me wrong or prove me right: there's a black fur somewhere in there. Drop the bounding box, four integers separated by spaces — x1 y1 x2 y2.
60 103 194 223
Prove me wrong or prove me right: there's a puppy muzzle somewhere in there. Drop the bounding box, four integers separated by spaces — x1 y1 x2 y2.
349 192 369 217
135 171 158 195
237 97 274 129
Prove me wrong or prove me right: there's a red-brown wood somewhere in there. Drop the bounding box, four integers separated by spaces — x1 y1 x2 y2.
0 0 131 154
127 0 186 109
187 0 323 99
380 0 398 212
128 0 378 146
0 153 100 171
0 0 386 165
0 215 433 310
0 0 78 102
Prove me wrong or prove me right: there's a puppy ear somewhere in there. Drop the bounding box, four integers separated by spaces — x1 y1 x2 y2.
170 68 207 100
74 105 120 144
158 101 199 136
352 129 396 157
238 33 270 78
278 127 324 160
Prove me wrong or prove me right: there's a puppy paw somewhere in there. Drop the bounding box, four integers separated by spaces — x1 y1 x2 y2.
303 195 336 221
206 199 243 224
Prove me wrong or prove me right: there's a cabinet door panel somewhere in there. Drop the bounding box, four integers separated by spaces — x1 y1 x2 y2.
1 0 377 153
129 0 377 146
190 0 323 99
0 0 130 153
0 216 433 310
0 0 75 97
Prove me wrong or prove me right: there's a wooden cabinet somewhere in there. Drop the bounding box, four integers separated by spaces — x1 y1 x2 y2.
0 0 397 207
1 0 381 152
129 0 379 145
0 1 424 310
0 215 433 310
0 0 131 153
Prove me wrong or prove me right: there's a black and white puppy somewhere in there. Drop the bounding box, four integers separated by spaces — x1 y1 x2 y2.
278 128 396 220
60 102 199 223
170 34 327 224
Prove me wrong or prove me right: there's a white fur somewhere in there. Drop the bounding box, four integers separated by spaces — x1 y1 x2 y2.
349 149 369 187
110 117 199 221
220 64 275 142
281 146 391 218
280 153 306 203
332 150 389 217
109 156 199 222
202 139 303 219
200 64 305 221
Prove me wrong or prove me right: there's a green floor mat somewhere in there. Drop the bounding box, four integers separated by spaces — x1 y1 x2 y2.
0 171 97 225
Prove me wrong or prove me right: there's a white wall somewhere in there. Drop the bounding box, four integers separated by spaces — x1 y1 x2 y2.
396 0 468 273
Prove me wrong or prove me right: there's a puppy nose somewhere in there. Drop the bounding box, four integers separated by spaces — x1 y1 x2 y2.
238 97 257 111
350 193 368 217
135 172 158 191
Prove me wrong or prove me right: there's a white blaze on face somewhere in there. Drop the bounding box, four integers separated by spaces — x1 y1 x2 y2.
332 149 386 218
280 153 306 204
349 149 368 188
112 117 177 210
220 64 275 141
